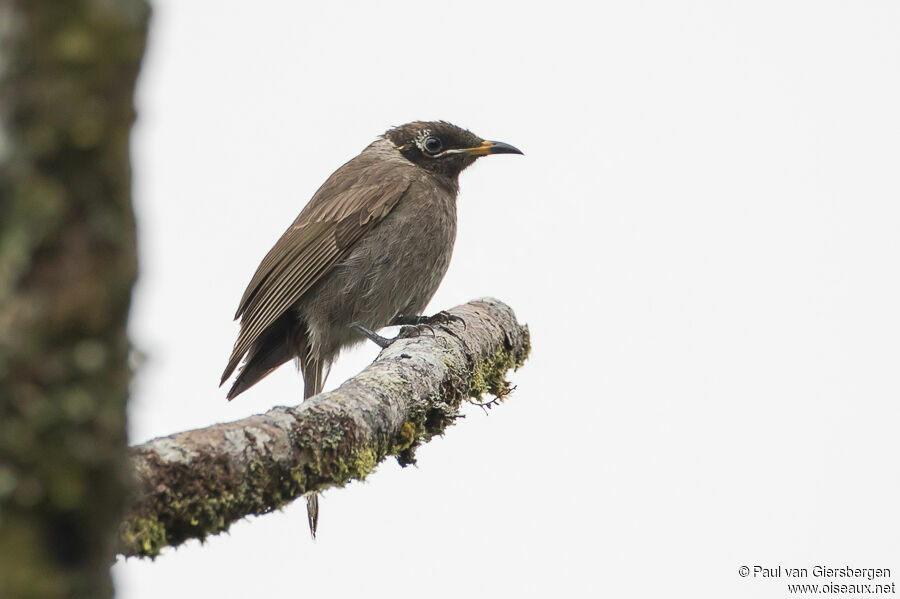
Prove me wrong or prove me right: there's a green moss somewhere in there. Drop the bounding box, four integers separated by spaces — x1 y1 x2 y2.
330 446 378 484
119 323 532 558
460 325 531 403
392 421 417 454
394 324 532 466
393 417 425 467
119 515 166 559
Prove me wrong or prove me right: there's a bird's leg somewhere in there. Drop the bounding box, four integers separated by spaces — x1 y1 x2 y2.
351 324 397 348
351 320 433 349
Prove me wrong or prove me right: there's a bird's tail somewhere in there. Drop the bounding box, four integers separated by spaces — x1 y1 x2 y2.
300 351 325 540
306 492 319 540
223 313 297 401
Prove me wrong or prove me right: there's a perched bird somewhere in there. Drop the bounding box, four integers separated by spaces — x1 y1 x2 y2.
220 120 522 537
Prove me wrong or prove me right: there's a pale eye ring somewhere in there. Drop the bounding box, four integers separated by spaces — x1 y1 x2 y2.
422 136 443 155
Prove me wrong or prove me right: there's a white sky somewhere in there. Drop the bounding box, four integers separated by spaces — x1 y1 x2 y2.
114 1 900 597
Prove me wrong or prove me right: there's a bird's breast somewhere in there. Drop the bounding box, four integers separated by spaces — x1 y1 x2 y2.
350 178 458 312
299 178 458 359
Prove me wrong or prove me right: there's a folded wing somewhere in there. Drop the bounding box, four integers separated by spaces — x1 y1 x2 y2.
221 161 413 385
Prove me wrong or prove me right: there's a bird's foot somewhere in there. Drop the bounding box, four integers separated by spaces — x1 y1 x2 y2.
353 312 465 349
390 310 466 330
352 323 427 348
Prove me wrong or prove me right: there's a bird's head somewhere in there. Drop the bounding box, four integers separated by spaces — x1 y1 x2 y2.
384 121 522 178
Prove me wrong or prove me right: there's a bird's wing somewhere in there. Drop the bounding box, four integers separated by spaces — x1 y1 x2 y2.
221 161 414 383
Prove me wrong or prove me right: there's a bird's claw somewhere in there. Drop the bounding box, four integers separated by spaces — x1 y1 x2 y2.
390 311 466 330
398 325 428 339
428 310 466 329
406 323 436 338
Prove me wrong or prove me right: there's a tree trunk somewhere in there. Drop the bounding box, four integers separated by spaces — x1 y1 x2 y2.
0 1 149 597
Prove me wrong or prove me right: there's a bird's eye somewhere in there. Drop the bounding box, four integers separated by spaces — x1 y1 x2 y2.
422 136 443 155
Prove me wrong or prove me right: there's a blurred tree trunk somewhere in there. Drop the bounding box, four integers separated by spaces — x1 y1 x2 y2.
0 1 149 597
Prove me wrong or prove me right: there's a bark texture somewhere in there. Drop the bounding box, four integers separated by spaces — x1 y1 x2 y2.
0 1 149 597
119 298 530 558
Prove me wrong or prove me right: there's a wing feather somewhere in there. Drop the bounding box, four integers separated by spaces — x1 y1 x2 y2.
221 159 414 384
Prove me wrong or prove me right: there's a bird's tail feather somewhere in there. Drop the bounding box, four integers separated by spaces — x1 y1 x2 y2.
224 324 294 400
299 343 325 539
306 492 319 541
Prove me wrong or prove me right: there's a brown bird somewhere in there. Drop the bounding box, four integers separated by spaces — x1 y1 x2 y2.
220 120 522 537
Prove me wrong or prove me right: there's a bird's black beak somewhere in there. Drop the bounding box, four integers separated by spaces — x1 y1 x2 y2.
462 140 524 156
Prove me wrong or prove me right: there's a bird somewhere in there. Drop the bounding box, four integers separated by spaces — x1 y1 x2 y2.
220 120 522 538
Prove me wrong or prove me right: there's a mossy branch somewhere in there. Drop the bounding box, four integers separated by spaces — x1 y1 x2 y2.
119 297 530 558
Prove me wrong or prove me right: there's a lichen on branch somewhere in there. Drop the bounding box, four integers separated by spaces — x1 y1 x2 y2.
119 297 530 558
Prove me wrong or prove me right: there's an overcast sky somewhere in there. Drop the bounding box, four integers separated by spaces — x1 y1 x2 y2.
113 1 900 597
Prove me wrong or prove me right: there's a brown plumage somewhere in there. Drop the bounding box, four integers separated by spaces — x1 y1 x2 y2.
220 120 522 536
